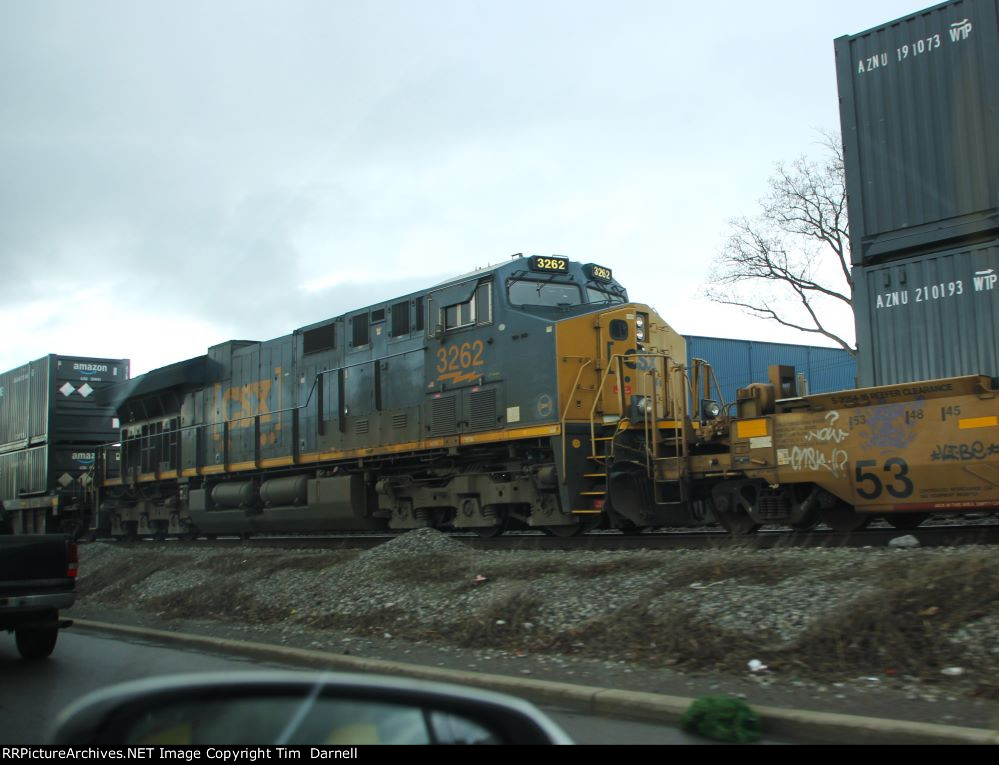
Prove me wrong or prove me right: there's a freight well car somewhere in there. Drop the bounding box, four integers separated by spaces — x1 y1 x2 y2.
66 255 999 540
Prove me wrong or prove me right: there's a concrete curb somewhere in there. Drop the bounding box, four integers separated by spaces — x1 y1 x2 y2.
73 619 998 745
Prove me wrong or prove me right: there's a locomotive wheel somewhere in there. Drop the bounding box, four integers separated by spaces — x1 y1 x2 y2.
710 485 761 536
885 512 929 530
819 503 871 532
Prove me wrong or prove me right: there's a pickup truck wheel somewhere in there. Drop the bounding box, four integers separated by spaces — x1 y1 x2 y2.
15 625 58 660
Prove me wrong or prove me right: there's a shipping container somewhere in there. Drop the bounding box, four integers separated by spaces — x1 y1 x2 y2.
684 336 857 407
0 355 129 453
0 443 98 501
853 237 999 385
835 0 999 264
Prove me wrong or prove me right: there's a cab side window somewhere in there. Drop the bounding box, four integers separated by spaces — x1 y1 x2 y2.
441 279 492 331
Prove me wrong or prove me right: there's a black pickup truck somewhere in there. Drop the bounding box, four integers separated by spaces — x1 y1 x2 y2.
0 533 77 659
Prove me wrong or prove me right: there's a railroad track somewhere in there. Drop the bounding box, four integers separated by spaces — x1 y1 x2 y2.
91 521 999 552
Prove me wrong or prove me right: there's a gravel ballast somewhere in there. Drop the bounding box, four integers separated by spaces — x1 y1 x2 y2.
75 530 999 728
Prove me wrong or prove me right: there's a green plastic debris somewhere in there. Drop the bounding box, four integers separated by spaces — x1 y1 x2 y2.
681 695 762 743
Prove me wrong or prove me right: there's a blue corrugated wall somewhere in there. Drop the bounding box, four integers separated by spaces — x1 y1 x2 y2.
684 336 857 408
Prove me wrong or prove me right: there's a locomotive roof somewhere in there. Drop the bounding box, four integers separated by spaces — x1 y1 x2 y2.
430 257 528 289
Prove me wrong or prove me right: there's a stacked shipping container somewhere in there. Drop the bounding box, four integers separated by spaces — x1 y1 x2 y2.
0 355 128 532
835 0 999 386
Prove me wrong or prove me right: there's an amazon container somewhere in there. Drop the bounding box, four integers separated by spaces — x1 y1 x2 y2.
853 238 999 385
0 443 98 501
835 0 999 264
0 355 129 453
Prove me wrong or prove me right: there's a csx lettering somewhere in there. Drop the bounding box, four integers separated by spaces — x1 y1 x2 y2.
221 380 273 427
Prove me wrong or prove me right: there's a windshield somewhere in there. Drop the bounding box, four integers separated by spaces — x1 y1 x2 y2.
507 279 583 308
585 286 626 305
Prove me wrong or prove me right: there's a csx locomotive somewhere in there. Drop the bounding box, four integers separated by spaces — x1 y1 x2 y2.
5 254 999 538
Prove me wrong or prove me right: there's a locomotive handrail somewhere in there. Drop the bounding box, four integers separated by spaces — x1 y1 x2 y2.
587 350 674 469
640 359 656 475
559 357 594 484
666 361 688 484
588 355 625 464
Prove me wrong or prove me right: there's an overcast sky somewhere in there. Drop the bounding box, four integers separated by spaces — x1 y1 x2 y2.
0 1 924 376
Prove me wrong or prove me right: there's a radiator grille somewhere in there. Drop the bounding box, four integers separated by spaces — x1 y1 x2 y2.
430 396 457 436
469 388 497 431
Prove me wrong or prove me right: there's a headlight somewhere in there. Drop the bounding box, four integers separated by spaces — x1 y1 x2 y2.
701 399 721 420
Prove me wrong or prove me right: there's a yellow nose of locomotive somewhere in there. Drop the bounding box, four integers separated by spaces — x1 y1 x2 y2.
553 303 687 427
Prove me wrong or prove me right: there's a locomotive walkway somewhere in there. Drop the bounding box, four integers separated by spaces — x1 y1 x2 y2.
72 617 997 745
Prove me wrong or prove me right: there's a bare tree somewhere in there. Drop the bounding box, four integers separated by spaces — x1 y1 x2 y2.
707 134 855 355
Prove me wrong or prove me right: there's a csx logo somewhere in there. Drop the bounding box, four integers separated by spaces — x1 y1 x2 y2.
220 379 274 428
